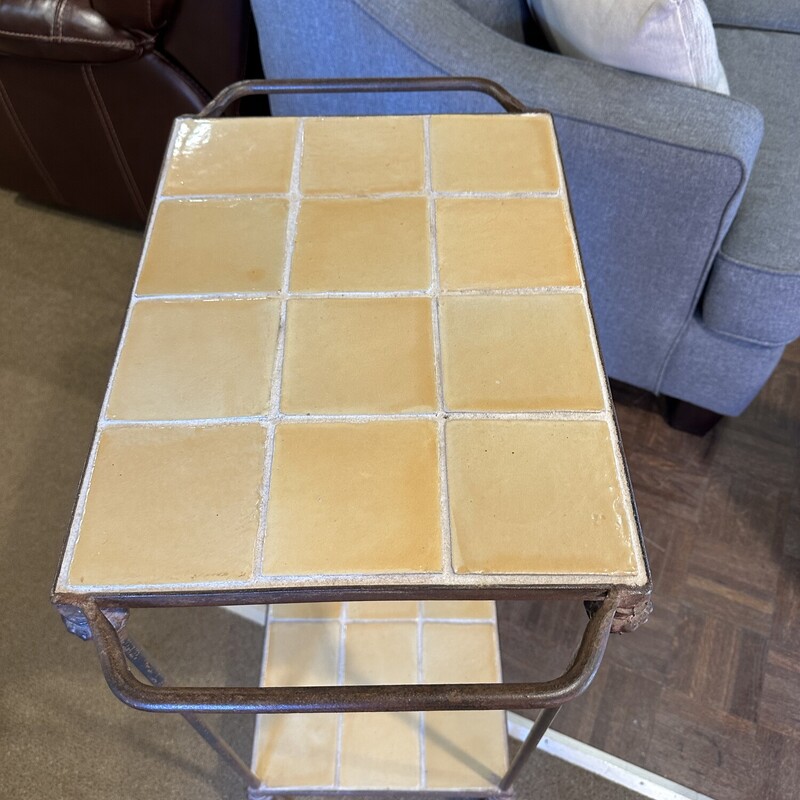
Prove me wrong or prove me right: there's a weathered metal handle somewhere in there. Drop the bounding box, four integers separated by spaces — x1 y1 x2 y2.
85 594 618 714
197 76 531 118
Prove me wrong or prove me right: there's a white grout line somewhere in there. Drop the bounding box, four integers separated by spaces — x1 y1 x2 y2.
156 189 561 202
249 609 273 785
270 117 305 417
506 713 715 800
275 410 609 423
424 116 455 580
254 119 305 581
333 603 348 789
134 291 283 302
489 603 511 774
90 409 610 429
253 421 276 583
131 285 583 303
416 599 427 791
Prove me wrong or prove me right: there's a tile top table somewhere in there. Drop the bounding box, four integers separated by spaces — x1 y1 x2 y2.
54 110 648 603
52 79 652 798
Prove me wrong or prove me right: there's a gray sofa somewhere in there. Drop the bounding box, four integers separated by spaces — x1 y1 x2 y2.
251 0 799 421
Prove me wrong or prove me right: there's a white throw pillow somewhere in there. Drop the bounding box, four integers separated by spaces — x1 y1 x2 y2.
527 0 730 94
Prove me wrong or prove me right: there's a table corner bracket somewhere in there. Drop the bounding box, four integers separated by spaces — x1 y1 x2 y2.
585 594 652 634
55 602 129 641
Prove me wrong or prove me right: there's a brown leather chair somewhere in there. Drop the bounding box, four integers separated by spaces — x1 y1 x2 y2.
0 0 259 226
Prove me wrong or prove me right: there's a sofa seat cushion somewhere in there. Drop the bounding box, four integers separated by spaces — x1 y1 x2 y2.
702 27 800 345
705 0 800 34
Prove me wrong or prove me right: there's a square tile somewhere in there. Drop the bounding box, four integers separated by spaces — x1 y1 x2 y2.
430 114 560 192
67 424 265 587
344 623 417 685
340 712 421 789
301 116 425 194
423 600 495 620
422 623 506 789
254 712 338 788
424 711 508 789
107 299 279 420
446 420 639 575
423 623 500 683
263 421 442 575
256 621 340 787
290 197 430 292
264 620 340 686
436 197 580 289
281 298 437 414
439 294 605 411
136 198 288 295
162 118 297 196
347 601 419 620
269 603 342 620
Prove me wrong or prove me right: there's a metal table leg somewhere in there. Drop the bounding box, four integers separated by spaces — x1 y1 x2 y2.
120 634 261 790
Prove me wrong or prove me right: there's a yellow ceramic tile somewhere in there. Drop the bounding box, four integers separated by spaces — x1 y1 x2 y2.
301 116 425 194
162 118 297 196
440 294 605 411
254 712 338 788
263 421 442 575
269 602 342 620
423 623 500 683
340 712 421 789
67 424 265 587
107 299 279 420
344 622 417 685
281 298 437 414
290 197 430 291
423 600 496 620
430 114 560 193
264 621 340 686
256 621 339 787
436 198 580 289
422 623 506 789
446 420 638 575
424 711 508 789
341 624 418 788
347 601 419 620
136 198 287 295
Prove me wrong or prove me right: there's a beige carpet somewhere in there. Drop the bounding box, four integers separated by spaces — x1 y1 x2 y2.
0 189 639 799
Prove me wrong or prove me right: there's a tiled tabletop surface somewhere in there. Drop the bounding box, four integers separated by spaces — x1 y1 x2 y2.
56 113 647 597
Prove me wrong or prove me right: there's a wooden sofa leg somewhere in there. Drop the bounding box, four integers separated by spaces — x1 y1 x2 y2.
664 397 724 435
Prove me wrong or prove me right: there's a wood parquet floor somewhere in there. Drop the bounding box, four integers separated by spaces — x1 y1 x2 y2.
498 340 800 800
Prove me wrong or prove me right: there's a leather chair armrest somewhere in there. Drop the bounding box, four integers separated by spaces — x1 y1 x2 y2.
0 0 166 62
92 0 176 32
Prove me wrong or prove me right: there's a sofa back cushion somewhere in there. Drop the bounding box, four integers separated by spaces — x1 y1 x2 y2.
527 0 729 93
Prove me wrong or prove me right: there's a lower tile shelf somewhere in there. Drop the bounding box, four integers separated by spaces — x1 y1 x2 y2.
250 600 508 795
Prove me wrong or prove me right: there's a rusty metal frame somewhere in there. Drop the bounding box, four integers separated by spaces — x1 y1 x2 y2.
52 76 653 796
83 593 618 714
196 76 534 118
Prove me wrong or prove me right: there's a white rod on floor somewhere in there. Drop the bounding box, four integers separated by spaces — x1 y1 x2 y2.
507 712 714 800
